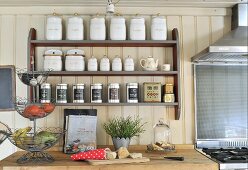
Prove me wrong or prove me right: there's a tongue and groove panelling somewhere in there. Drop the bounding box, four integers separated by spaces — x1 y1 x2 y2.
0 6 231 159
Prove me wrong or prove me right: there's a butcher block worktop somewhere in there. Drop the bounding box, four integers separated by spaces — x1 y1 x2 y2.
0 147 218 170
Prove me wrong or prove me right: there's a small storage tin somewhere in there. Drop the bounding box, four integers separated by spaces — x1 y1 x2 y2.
108 83 120 103
110 16 126 40
67 15 84 40
163 94 175 103
164 84 174 94
73 84 85 103
56 84 68 103
65 49 85 71
40 83 52 103
126 83 139 103
90 83 103 103
43 49 63 71
90 17 106 40
130 17 146 40
151 16 167 40
46 14 62 40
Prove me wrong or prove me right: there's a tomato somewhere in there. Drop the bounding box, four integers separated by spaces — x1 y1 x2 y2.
23 105 47 118
42 103 55 113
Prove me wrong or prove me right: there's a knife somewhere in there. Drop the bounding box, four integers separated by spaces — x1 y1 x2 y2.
164 156 184 161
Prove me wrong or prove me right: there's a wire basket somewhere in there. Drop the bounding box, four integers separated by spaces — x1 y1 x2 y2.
16 69 50 87
8 127 65 164
0 122 11 145
14 97 55 120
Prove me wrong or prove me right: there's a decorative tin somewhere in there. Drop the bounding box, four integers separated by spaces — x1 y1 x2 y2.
143 82 161 102
40 83 51 103
126 83 139 103
164 84 174 94
56 84 68 103
108 83 120 103
90 84 103 103
73 84 85 103
163 94 175 103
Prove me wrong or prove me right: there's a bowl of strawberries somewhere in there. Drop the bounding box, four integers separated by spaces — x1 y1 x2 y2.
15 97 55 120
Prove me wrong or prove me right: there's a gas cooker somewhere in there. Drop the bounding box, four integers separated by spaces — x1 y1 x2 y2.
201 147 248 170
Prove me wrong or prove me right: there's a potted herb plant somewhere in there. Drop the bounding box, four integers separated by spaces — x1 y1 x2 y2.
103 116 146 150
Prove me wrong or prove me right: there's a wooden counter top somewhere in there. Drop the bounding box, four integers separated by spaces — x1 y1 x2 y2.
0 149 218 170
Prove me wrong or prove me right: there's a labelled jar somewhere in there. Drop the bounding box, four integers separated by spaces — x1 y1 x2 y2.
67 15 84 40
43 49 63 71
46 15 62 40
130 17 146 40
73 84 85 103
110 16 126 40
90 17 106 40
108 83 120 103
40 83 52 103
126 83 139 103
91 83 103 103
65 49 85 71
56 84 68 103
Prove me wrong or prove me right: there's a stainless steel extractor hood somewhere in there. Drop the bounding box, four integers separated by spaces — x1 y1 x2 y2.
192 3 248 64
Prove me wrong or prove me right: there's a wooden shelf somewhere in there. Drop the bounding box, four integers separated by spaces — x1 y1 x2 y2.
48 71 178 76
30 40 177 47
55 102 179 106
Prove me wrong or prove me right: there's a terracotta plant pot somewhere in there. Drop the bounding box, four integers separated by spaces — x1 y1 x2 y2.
112 137 130 150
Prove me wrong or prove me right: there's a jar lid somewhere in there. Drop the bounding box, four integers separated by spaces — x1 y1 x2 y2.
41 83 51 86
111 17 125 24
44 49 63 56
108 83 120 86
155 119 170 128
57 83 68 86
127 83 138 86
68 16 83 24
47 16 62 24
91 17 105 24
91 83 103 86
73 84 85 86
66 49 85 56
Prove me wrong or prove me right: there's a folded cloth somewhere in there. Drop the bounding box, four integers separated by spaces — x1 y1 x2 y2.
71 148 106 160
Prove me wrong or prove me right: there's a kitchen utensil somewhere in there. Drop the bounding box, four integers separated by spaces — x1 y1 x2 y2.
164 156 184 161
140 56 158 71
87 157 150 165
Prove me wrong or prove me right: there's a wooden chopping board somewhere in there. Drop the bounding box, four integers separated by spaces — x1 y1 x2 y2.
87 157 150 165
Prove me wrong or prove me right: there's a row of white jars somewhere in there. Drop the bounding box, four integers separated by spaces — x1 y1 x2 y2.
46 15 167 41
43 49 135 72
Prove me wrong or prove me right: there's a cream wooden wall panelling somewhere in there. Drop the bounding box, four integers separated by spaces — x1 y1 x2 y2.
0 7 231 16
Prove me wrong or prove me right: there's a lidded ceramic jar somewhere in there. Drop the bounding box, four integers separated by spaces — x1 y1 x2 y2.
100 55 110 71
43 49 63 71
67 14 84 40
65 49 85 71
112 55 122 71
130 16 146 40
46 14 62 40
90 16 106 40
151 15 167 40
110 16 126 40
88 56 98 71
124 55 134 71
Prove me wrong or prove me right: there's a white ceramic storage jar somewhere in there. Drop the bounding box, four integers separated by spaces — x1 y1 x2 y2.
67 15 84 40
46 15 62 40
65 49 85 71
88 56 98 71
112 55 122 71
110 16 126 40
124 55 135 71
151 16 167 40
100 55 110 71
130 17 146 40
90 17 106 40
43 49 63 71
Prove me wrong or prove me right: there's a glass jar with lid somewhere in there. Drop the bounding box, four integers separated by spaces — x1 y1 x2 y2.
154 119 171 145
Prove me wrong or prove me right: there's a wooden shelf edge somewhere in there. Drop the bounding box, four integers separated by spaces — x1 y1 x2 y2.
48 71 178 76
30 40 177 47
55 102 179 106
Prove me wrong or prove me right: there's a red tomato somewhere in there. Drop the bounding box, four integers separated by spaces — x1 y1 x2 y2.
42 103 55 113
